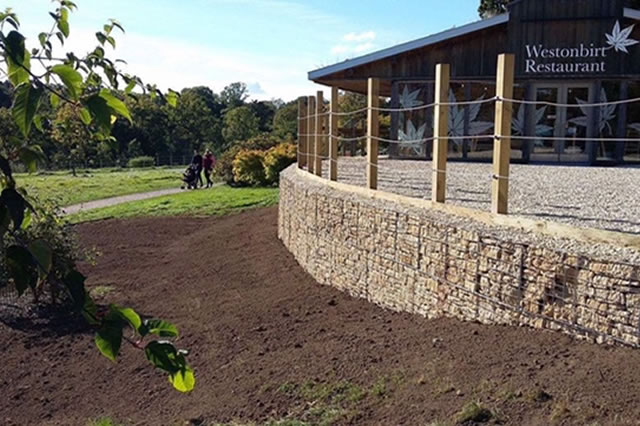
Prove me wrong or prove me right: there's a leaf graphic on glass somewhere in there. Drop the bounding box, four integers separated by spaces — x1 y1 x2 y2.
605 21 639 54
399 86 423 109
398 119 427 155
569 88 616 135
448 90 493 147
511 104 553 136
629 123 640 134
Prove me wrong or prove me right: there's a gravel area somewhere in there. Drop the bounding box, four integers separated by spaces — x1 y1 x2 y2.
320 157 640 235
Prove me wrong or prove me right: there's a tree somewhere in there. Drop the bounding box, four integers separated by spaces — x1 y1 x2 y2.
171 89 222 155
249 100 276 133
272 100 298 140
222 106 260 147
0 1 194 392
478 0 509 18
220 82 249 109
50 103 94 174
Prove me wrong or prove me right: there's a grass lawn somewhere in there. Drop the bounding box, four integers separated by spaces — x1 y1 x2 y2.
68 185 279 223
18 167 185 206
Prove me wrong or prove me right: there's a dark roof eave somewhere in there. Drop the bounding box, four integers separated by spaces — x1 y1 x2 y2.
308 13 510 82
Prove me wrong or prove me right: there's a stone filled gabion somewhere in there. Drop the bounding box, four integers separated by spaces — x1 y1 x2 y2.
278 165 640 347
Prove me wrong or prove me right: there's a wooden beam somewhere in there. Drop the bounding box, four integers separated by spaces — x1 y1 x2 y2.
297 97 307 169
491 53 515 215
367 78 380 190
329 87 339 181
314 90 324 177
307 95 316 174
432 63 450 203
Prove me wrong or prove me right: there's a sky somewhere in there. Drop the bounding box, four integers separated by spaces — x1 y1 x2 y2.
11 0 480 102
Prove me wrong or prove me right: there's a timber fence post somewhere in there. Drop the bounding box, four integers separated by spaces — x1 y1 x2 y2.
432 63 450 203
307 95 316 174
491 53 515 215
315 91 324 177
330 86 339 181
367 78 380 190
297 97 307 169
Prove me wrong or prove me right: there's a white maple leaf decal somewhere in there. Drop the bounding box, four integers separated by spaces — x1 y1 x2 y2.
398 119 427 155
605 20 639 54
399 86 423 109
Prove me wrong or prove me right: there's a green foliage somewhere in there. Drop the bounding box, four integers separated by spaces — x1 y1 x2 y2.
0 1 193 393
220 81 249 109
127 155 155 168
215 134 282 185
478 0 509 18
68 185 279 223
273 101 298 139
222 106 260 146
263 143 296 184
232 149 267 186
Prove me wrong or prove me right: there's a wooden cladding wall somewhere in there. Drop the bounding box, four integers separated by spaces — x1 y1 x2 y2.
509 0 639 78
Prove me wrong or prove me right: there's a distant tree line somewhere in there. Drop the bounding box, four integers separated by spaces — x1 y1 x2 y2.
478 0 640 18
0 80 299 170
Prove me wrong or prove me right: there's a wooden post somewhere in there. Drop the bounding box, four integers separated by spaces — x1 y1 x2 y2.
367 78 380 190
314 91 324 177
432 63 450 203
307 95 316 174
297 97 307 169
491 53 515 215
329 86 339 181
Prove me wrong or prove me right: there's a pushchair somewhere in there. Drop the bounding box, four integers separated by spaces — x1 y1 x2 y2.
181 164 199 189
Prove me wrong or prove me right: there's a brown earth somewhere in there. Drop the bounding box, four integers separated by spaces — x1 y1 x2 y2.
2 207 640 425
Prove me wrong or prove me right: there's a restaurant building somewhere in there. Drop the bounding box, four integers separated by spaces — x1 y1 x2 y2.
308 0 640 165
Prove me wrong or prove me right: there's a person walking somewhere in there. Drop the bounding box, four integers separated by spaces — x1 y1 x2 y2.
191 149 204 188
203 150 216 188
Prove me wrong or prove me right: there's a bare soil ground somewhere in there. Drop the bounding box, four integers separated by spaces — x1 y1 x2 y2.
3 207 640 425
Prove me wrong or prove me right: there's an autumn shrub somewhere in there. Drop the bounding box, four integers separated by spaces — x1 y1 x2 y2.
263 143 297 184
216 134 288 185
232 149 267 186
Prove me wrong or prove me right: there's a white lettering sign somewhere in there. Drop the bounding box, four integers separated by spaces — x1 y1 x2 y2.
524 21 637 74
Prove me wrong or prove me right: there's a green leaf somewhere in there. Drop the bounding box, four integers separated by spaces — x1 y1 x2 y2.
140 319 179 337
50 93 60 109
50 64 82 100
85 94 111 132
64 270 91 311
20 208 31 230
111 305 142 331
145 340 180 372
95 322 123 362
166 90 178 108
33 114 44 132
57 8 70 37
1 188 25 228
5 31 30 86
12 84 44 137
28 239 53 275
106 36 116 49
79 108 91 125
4 30 26 66
124 79 136 95
6 245 37 296
19 146 44 173
98 89 132 122
95 32 106 46
170 366 195 393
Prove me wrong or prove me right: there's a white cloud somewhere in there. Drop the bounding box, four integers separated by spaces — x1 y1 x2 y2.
343 31 376 42
330 30 377 59
30 27 319 102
